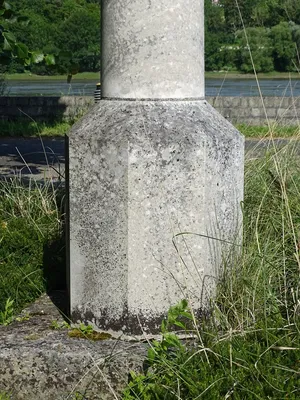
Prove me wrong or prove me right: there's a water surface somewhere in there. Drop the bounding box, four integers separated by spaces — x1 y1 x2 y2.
5 78 300 97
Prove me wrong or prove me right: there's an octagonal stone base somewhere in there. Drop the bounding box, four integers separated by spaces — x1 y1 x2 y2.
68 100 244 334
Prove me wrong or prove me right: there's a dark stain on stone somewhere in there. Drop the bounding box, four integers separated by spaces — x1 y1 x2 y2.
72 306 210 336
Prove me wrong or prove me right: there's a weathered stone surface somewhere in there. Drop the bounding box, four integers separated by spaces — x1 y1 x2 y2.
101 0 204 99
68 99 244 334
0 293 147 400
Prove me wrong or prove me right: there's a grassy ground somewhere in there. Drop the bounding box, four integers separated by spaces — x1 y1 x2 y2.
5 71 300 81
123 141 300 399
5 72 100 81
237 124 300 138
0 120 72 138
0 178 64 321
205 71 300 79
0 138 300 398
1 119 299 139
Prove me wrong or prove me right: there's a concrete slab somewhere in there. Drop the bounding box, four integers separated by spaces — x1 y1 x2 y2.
0 293 147 400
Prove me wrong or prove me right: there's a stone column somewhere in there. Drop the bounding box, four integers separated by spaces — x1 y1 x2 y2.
101 0 204 99
68 0 244 335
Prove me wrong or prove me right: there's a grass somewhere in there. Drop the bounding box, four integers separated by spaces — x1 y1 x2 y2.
0 119 72 138
237 124 300 139
0 119 299 139
1 130 299 399
122 142 300 399
0 177 63 316
0 123 299 399
0 393 10 400
5 71 300 81
5 72 100 81
205 71 300 79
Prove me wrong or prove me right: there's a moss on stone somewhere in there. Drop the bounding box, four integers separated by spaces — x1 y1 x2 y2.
68 329 112 341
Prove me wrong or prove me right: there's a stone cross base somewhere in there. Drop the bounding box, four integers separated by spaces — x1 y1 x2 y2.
68 100 244 335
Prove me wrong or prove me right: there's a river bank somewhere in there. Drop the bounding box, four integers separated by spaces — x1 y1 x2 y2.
5 71 300 81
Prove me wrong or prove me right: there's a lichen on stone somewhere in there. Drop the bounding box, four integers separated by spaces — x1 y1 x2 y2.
68 329 112 341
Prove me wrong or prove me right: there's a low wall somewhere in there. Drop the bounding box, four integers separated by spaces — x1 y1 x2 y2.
209 96 300 126
0 96 93 122
0 96 299 125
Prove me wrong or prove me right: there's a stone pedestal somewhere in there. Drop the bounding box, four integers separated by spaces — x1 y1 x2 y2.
68 99 244 334
68 0 244 334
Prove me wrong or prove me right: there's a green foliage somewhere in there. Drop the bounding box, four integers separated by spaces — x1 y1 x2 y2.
236 27 274 73
56 6 100 73
271 22 297 71
205 0 300 72
6 0 300 74
6 0 100 75
50 319 70 330
124 294 300 399
75 323 94 335
0 297 14 325
0 1 56 68
68 392 87 400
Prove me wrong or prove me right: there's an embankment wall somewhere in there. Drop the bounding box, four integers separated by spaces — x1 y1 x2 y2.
0 96 299 125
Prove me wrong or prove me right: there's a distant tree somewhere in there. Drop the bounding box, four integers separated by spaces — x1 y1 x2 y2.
5 0 300 75
271 22 297 71
290 22 300 55
280 0 300 25
205 0 237 71
56 6 100 72
205 33 225 71
219 0 264 30
236 27 274 73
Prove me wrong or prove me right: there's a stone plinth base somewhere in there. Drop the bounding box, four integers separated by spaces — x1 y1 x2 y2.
0 294 146 400
68 100 244 334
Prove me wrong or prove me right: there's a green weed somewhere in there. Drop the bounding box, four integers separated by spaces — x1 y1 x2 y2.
50 319 70 330
0 298 14 326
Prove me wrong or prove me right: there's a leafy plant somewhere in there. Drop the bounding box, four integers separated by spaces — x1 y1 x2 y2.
0 297 14 325
123 300 194 400
0 1 54 67
50 319 70 330
0 1 79 80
